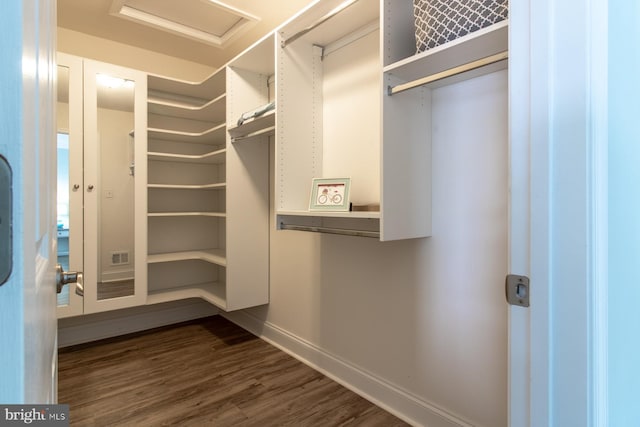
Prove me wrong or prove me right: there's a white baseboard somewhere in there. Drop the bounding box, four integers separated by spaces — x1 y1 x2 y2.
222 310 473 427
58 299 218 348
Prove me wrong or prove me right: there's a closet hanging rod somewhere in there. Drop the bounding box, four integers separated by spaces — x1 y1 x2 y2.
387 51 508 96
279 223 379 239
280 0 359 48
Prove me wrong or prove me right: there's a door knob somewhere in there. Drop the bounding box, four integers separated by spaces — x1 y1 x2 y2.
55 264 83 295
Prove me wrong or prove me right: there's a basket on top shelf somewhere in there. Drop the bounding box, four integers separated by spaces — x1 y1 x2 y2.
413 0 508 53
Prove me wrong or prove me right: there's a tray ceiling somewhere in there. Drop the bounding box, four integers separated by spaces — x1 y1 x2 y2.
57 0 314 67
109 0 259 48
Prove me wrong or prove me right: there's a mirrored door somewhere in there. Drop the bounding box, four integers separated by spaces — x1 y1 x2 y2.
83 60 147 314
57 53 84 318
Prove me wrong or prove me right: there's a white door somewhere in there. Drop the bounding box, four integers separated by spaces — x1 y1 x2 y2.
0 0 58 403
82 59 147 314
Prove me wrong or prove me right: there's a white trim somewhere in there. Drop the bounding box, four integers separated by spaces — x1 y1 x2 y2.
57 300 217 348
222 310 474 427
587 0 609 424
507 0 534 424
527 0 552 424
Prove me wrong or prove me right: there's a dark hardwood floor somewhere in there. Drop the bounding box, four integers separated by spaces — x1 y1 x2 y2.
58 316 409 426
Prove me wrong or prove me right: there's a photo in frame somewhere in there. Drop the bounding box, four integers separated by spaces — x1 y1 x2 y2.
309 178 351 211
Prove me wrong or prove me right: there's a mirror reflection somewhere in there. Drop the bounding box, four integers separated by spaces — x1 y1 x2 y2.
95 72 136 300
56 65 70 307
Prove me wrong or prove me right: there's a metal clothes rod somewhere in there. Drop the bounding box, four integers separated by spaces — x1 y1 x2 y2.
387 51 509 96
279 223 380 239
281 0 359 48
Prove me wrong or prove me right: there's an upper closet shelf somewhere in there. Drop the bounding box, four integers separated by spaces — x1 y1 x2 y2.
148 68 226 100
384 20 508 91
148 123 226 144
279 0 378 48
148 93 226 122
148 148 226 164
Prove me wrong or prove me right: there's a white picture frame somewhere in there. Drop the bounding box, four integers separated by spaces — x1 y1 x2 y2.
309 178 351 211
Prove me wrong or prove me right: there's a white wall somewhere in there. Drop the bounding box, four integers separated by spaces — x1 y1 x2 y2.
57 28 214 80
233 70 509 427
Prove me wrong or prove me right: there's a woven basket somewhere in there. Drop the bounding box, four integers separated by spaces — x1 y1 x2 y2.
413 0 508 53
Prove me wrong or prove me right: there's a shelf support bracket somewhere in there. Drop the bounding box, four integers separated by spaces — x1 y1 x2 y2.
387 51 509 96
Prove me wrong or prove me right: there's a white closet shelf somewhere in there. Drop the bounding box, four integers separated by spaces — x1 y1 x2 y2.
148 123 226 144
383 20 508 88
147 183 226 190
147 282 227 309
148 148 226 164
148 212 226 218
148 249 227 266
148 93 226 122
228 110 275 141
279 0 378 48
276 209 380 219
148 70 226 100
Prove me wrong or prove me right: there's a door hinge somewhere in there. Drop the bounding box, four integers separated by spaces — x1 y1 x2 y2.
506 274 530 307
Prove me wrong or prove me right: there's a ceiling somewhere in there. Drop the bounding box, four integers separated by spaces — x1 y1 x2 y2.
57 0 315 68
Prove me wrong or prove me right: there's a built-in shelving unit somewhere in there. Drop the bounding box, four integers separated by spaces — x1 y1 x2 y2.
380 1 507 239
223 33 273 310
146 67 229 309
275 0 386 238
275 0 508 241
144 33 272 311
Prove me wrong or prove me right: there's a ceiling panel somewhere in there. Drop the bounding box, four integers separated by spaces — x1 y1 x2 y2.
111 0 259 47
57 0 315 67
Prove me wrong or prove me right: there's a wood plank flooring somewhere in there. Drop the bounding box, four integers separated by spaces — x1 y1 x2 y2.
58 316 409 426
